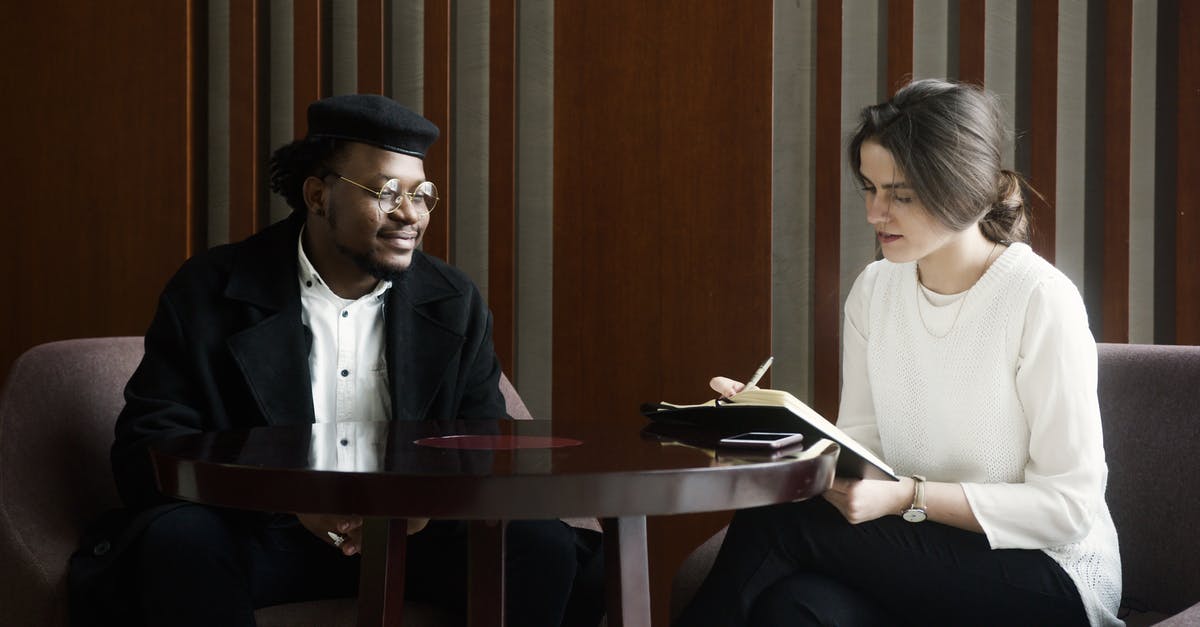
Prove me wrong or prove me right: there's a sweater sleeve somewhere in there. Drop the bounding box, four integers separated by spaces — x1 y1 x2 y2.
836 264 884 458
960 273 1109 549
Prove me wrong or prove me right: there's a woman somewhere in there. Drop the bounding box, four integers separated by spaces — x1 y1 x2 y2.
674 80 1122 626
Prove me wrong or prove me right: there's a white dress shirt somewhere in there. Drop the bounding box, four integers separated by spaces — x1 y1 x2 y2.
297 229 392 424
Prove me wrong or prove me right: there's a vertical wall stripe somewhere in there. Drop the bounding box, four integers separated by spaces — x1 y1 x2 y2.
423 0 453 262
488 0 516 377
840 0 880 321
388 0 424 111
771 0 816 401
208 0 231 247
1027 0 1057 261
912 0 949 81
358 0 388 93
229 0 266 242
330 1 358 96
188 0 208 256
293 0 327 138
958 0 986 85
1153 0 1177 343
985 0 1018 169
886 0 913 93
1056 0 1087 292
451 0 489 293
1128 0 1156 344
1101 0 1132 343
1177 0 1200 344
514 0 554 417
813 0 842 419
268 0 294 223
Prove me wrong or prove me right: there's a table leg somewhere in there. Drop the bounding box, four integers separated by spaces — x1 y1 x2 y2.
600 516 652 627
358 518 409 627
467 520 506 627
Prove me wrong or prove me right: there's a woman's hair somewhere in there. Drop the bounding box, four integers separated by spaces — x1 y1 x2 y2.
847 79 1031 244
268 137 347 214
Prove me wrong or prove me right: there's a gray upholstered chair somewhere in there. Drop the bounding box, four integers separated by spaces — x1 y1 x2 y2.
0 336 548 627
670 343 1200 626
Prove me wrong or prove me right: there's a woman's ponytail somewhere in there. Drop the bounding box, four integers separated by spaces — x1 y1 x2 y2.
979 169 1032 244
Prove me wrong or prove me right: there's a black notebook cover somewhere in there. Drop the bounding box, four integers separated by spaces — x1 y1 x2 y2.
642 402 898 481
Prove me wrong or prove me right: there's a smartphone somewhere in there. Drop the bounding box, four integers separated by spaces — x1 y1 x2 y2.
717 432 805 449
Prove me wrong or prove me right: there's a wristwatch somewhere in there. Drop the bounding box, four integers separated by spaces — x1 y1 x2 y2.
901 475 927 523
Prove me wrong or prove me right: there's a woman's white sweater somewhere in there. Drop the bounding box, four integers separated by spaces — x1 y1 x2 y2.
837 243 1122 626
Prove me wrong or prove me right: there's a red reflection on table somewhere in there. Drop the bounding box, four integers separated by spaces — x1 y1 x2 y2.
413 434 583 450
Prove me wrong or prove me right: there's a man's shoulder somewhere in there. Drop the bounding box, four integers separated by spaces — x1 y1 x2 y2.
162 216 299 297
409 251 481 297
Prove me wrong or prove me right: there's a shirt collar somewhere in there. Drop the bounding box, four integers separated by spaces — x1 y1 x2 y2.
297 226 392 302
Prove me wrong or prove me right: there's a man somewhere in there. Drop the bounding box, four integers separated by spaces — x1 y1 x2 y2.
84 95 603 626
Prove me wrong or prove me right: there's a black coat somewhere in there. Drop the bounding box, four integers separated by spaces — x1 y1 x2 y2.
111 212 507 511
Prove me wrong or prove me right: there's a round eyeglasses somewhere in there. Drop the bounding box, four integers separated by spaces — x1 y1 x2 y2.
332 172 439 216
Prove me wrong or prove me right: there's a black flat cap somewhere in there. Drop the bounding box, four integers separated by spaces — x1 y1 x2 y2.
306 94 439 158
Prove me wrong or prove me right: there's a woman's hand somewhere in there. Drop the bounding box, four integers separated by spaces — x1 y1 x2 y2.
822 477 913 524
710 376 750 398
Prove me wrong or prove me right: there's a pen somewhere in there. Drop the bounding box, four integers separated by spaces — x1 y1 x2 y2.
742 356 774 391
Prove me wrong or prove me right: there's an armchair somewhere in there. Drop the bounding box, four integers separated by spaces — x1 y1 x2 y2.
670 343 1200 626
0 337 551 627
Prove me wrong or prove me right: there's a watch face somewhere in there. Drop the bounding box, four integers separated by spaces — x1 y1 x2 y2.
902 508 927 523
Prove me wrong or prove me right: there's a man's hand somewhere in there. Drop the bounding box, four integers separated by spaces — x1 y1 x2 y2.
297 513 365 555
822 476 913 524
296 514 430 556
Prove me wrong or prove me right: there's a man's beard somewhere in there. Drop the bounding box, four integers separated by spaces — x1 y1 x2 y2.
335 241 410 283
327 201 411 283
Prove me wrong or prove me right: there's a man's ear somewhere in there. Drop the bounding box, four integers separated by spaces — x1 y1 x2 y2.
303 176 328 216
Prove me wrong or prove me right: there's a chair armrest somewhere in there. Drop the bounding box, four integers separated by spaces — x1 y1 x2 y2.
1154 601 1200 627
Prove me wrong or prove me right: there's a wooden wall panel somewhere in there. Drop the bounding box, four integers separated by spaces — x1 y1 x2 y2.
357 0 388 94
489 0 517 377
230 0 266 243
813 0 843 420
1102 0 1132 343
423 0 453 262
887 0 914 93
0 1 202 385
1177 1 1200 344
554 2 772 622
1028 0 1057 261
294 0 329 138
958 0 986 85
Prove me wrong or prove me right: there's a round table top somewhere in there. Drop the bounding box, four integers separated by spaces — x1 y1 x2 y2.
150 417 836 519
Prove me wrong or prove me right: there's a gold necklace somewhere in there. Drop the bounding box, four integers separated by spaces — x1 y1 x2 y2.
915 241 1000 339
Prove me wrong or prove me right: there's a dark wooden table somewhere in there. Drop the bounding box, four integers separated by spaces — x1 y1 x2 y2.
150 418 836 627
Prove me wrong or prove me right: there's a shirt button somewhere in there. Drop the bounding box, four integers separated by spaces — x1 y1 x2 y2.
306 280 313 287
341 310 348 318
340 369 349 377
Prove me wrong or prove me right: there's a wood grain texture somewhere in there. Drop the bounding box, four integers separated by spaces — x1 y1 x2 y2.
887 0 914 93
488 0 517 377
958 0 986 86
1028 0 1057 261
230 0 265 243
1177 0 1200 344
423 0 453 262
357 0 388 94
294 0 329 138
814 0 843 420
553 2 773 622
0 1 201 385
1102 0 1132 343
